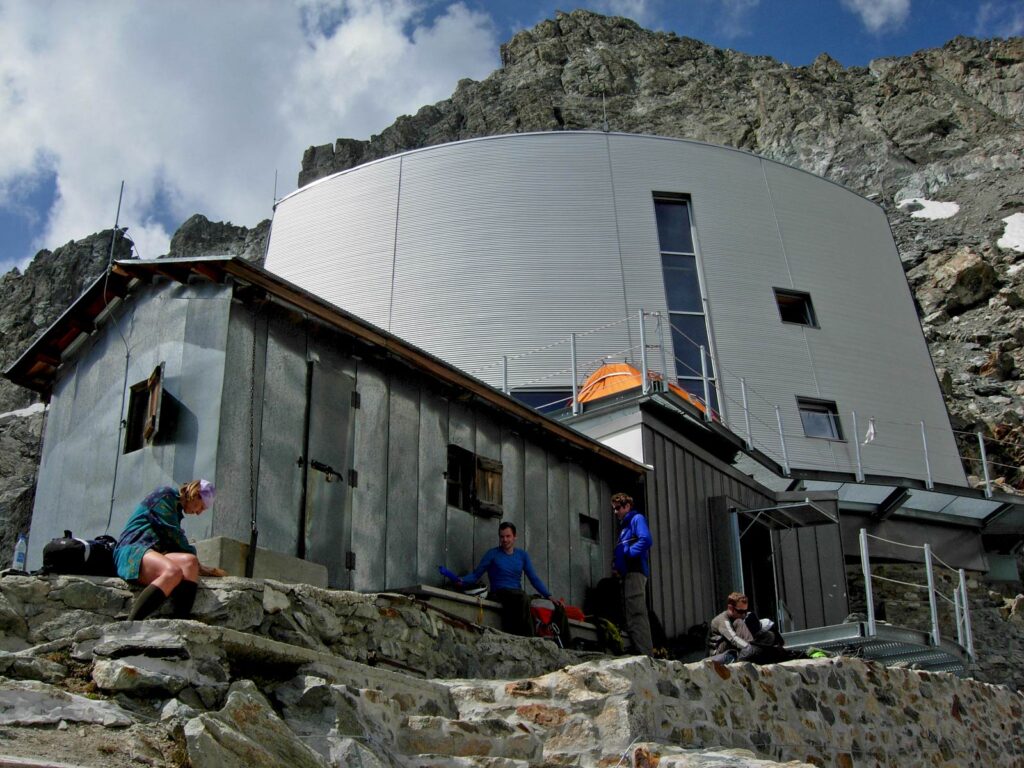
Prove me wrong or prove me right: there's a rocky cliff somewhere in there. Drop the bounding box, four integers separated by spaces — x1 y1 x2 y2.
300 10 1024 490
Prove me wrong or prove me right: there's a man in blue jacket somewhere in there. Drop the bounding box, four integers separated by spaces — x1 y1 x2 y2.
612 492 654 655
459 521 551 636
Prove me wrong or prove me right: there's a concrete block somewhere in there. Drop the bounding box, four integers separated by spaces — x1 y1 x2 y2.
195 537 328 588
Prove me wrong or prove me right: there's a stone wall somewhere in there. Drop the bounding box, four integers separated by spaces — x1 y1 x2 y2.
846 563 1024 692
0 574 583 680
0 573 1021 767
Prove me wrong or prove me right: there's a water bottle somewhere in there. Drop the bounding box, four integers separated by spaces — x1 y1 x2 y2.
12 534 27 572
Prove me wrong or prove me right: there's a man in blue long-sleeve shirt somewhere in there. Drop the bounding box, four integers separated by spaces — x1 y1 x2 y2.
459 521 550 636
612 492 654 655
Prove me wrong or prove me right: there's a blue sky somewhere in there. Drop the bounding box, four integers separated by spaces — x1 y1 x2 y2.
0 0 1020 274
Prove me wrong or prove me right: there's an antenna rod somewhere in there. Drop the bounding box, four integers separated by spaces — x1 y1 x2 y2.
107 180 125 268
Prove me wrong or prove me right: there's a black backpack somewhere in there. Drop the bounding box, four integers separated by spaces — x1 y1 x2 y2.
41 531 118 576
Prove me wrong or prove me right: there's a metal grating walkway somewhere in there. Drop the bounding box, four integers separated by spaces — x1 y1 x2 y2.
783 622 970 676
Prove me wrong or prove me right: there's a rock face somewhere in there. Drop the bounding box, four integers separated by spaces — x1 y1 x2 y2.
299 10 1024 489
0 573 1021 767
167 214 271 265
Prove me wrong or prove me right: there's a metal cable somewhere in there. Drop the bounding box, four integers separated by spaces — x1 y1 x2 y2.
870 574 927 590
468 314 632 374
863 533 925 549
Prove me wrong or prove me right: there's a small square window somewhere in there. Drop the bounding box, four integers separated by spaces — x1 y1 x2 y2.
579 513 600 542
797 397 843 440
446 445 503 517
774 289 818 327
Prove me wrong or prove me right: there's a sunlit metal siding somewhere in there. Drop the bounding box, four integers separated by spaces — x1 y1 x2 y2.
391 134 631 388
28 282 231 568
757 159 961 483
265 132 965 486
266 159 400 331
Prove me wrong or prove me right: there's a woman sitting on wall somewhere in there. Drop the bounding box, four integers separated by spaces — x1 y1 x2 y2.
115 479 223 621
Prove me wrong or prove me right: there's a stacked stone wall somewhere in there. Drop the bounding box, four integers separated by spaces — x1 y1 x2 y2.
0 573 1021 766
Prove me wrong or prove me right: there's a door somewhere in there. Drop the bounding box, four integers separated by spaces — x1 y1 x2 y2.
302 359 356 588
256 321 356 588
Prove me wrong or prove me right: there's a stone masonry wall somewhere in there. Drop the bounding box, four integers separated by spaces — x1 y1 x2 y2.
0 573 1021 766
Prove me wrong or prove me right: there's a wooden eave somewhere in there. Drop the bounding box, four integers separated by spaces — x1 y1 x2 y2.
3 269 136 399
5 257 646 476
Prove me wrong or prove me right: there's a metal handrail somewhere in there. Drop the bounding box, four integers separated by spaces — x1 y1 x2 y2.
858 528 974 661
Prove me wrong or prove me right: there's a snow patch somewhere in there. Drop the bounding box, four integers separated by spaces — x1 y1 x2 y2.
1008 262 1024 277
997 213 1024 253
0 402 46 421
896 197 960 220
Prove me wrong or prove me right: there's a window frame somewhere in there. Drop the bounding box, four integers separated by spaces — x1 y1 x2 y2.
578 513 600 543
653 193 719 410
796 397 844 441
123 363 165 453
774 288 819 328
446 444 503 517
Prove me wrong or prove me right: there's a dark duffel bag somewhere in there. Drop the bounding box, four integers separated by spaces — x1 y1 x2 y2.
41 530 118 576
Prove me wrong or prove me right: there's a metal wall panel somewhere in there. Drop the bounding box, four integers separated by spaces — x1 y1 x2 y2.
762 160 965 485
545 458 571 600
255 316 307 557
500 429 526 545
587 473 607 591
385 374 420 587
392 134 629 390
637 411 786 637
304 359 356 587
417 388 449 583
567 464 589 604
264 132 962 489
265 160 401 332
172 289 231 543
524 442 550 588
774 528 847 634
214 302 266 543
349 365 389 591
28 282 231 568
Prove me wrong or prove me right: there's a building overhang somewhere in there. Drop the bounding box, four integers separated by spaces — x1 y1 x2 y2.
800 479 1024 534
732 498 838 532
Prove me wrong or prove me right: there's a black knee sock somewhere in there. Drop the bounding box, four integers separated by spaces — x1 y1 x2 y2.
127 584 168 621
170 580 198 618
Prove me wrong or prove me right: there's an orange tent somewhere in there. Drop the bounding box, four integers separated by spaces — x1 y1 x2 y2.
576 362 714 419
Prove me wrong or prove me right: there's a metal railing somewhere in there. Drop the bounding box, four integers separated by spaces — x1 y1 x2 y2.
858 528 974 660
473 307 1008 494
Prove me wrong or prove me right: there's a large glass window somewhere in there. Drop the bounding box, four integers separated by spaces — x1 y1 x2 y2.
654 196 717 412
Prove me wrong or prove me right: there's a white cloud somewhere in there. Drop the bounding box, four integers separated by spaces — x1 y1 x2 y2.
716 0 761 37
975 1 1024 37
591 0 657 27
840 0 910 34
0 0 499 269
